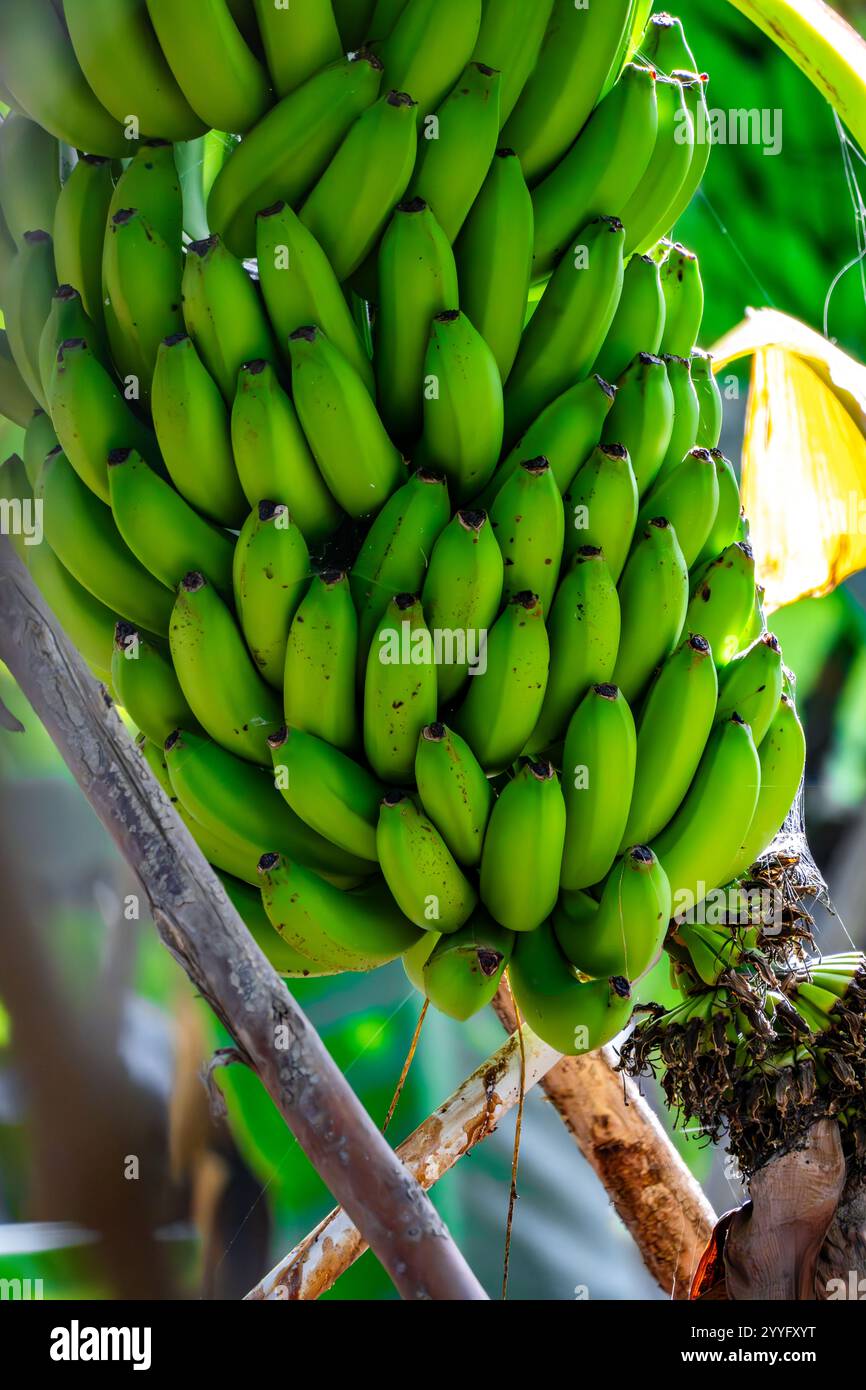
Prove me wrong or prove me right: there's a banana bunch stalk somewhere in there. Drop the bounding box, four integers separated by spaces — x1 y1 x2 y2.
0 1 843 1101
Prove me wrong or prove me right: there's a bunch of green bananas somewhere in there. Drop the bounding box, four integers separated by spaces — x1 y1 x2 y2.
0 1 809 1060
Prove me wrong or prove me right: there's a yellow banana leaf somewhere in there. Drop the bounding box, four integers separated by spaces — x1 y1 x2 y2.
714 308 866 612
725 0 866 152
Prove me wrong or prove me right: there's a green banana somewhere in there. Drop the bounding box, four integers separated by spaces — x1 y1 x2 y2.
106 139 183 251
734 695 804 883
233 502 310 689
380 0 483 120
52 155 114 343
253 0 343 99
639 11 699 73
659 245 705 359
652 714 761 912
662 72 713 236
471 0 554 124
482 373 616 505
420 508 504 703
403 928 439 993
607 0 654 90
22 408 57 490
600 352 675 499
0 337 36 428
489 458 564 614
284 570 359 754
0 208 15 306
258 851 421 972
64 0 206 141
165 729 372 887
694 450 740 567
692 351 724 451
38 284 104 403
527 547 620 756
374 197 458 443
637 447 720 568
207 53 383 258
377 792 477 931
181 234 276 404
369 0 410 41
111 622 196 746
509 924 634 1055
554 845 671 981
417 309 504 503
256 199 374 391
453 590 549 774
656 353 701 479
422 912 514 1020
221 871 343 979
4 229 56 409
0 0 132 156
683 541 756 668
364 594 438 781
479 757 566 932
0 113 60 246
618 75 694 257
715 633 784 748
27 539 118 677
673 922 745 989
38 446 173 634
502 0 634 185
138 734 261 888
613 517 690 703
621 634 719 848
560 684 636 893
453 147 533 383
414 721 492 868
230 358 342 542
268 725 382 862
49 337 159 505
169 572 283 764
593 251 666 387
102 208 184 399
412 63 501 243
289 325 403 518
301 90 418 281
151 332 247 528
531 63 658 280
561 443 639 581
108 446 235 599
350 468 451 667
505 215 625 447
744 583 768 648
145 0 270 134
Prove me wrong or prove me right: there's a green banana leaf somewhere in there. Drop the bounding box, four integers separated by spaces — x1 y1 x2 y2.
725 0 866 151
